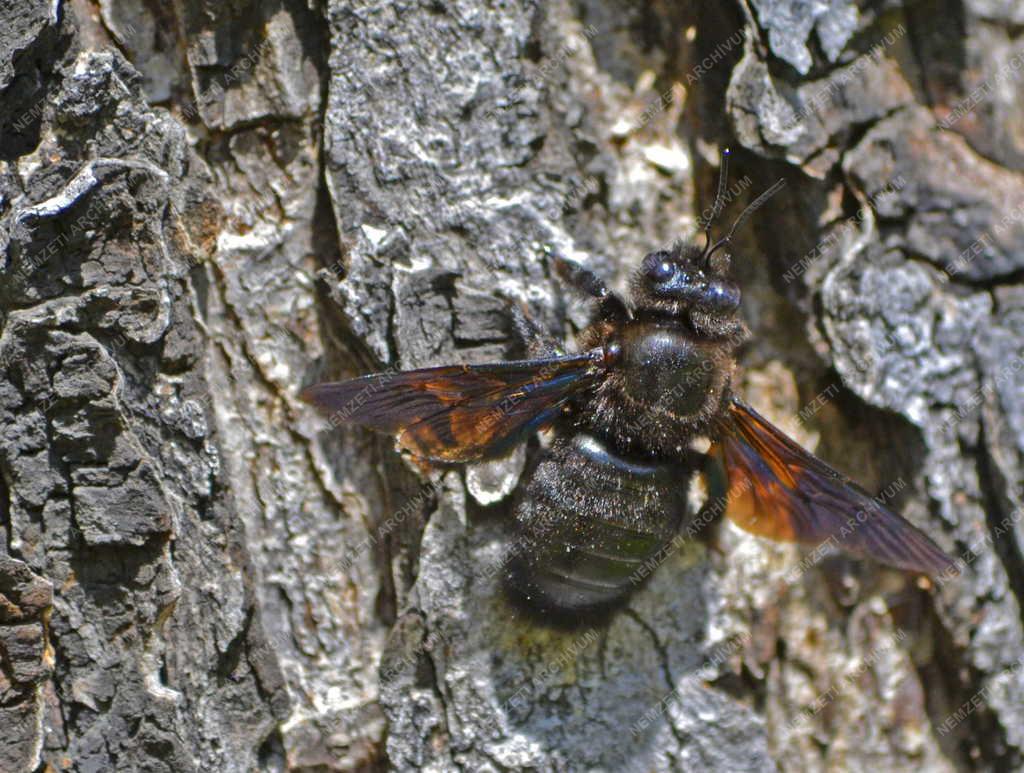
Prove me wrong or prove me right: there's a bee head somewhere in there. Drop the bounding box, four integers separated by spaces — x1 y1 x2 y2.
632 241 741 318
628 149 783 332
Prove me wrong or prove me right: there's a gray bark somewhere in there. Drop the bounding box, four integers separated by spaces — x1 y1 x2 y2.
1 0 1022 770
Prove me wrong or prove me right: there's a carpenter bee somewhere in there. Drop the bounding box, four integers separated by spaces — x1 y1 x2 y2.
302 154 955 617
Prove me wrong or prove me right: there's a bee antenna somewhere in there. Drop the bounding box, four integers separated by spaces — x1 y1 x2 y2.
706 177 787 261
702 148 731 262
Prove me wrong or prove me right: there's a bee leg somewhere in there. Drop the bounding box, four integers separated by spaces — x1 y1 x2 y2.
692 450 729 557
547 250 631 321
506 298 565 357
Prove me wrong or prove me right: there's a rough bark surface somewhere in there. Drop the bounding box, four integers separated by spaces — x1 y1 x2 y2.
1 0 1022 771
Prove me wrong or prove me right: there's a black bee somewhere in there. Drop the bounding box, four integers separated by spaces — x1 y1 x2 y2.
302 156 954 617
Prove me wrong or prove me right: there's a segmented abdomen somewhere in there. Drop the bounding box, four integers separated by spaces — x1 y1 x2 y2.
506 432 691 614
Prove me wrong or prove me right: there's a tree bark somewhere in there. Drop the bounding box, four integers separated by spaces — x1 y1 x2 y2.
1 0 1022 770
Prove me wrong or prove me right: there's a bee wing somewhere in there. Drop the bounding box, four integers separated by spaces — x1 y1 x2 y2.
300 350 605 462
709 396 956 576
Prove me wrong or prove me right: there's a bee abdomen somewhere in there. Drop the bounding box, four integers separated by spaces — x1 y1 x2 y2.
506 433 691 615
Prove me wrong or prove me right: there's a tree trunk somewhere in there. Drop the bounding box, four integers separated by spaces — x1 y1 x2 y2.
2 0 1022 770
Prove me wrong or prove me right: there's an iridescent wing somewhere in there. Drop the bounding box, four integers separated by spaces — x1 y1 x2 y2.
710 396 955 576
300 350 605 462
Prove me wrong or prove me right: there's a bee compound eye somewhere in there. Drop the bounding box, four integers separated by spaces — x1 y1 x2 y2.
652 261 674 282
707 280 741 312
642 253 675 283
603 341 622 367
